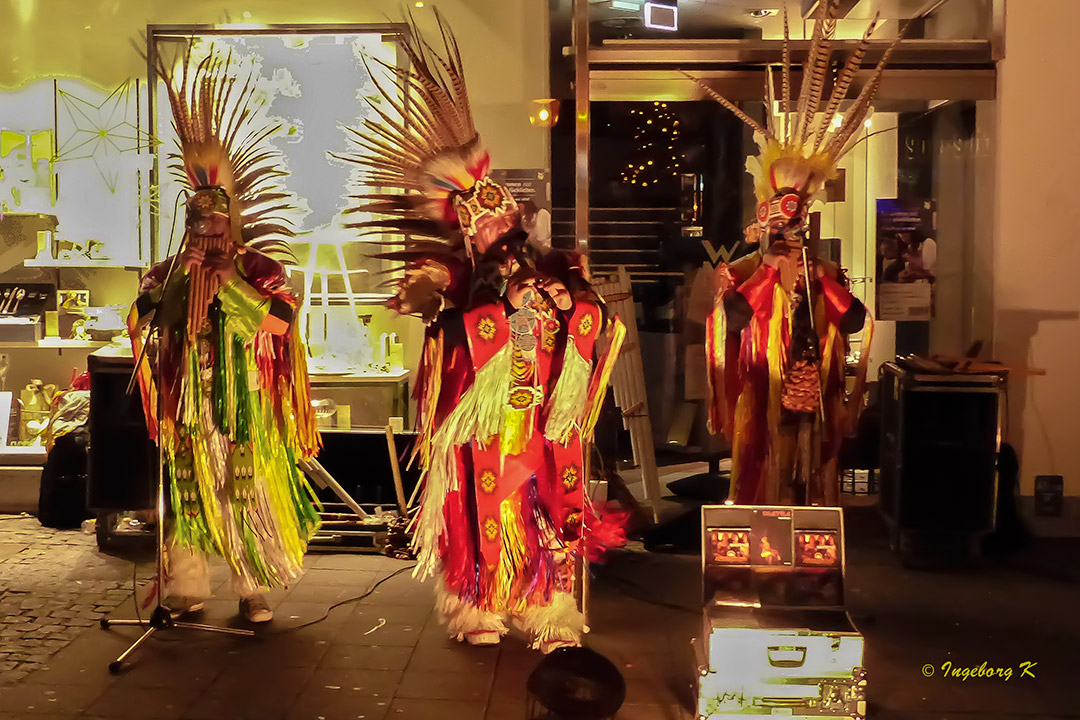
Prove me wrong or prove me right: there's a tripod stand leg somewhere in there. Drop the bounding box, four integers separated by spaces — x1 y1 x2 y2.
109 625 158 674
100 618 149 628
173 621 253 637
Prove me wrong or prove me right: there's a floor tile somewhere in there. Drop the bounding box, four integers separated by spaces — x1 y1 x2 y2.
335 617 426 647
181 663 315 720
84 683 201 719
272 600 356 641
311 554 406 572
319 643 414 671
302 667 403 696
223 635 334 670
0 680 106 716
285 582 367 605
385 698 486 720
351 603 432 627
107 640 231 689
284 688 391 720
30 632 132 687
298 568 378 589
405 644 499 674
394 668 494 702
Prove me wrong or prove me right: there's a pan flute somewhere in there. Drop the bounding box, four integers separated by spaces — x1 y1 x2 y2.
187 233 234 338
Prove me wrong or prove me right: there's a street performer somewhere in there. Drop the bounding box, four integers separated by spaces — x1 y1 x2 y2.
691 0 898 506
339 12 625 652
128 44 320 622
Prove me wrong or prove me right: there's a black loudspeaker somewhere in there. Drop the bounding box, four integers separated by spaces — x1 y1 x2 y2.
878 362 1002 565
87 352 156 512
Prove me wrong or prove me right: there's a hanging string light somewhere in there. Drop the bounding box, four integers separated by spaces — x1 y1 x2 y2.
620 100 685 186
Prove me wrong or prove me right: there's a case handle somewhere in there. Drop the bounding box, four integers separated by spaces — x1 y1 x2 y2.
767 646 807 668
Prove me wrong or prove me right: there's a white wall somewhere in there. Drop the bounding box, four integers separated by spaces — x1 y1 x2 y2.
995 0 1080 533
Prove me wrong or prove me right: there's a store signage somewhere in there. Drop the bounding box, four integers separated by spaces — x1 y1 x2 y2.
875 197 937 321
701 239 738 267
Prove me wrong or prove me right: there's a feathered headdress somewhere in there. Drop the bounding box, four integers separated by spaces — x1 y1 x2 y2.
335 10 520 318
684 0 902 226
152 42 299 264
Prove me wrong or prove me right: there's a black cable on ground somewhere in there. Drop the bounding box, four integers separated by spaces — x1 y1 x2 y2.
274 563 417 634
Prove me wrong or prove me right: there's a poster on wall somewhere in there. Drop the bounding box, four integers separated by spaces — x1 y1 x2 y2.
490 169 552 250
875 198 937 321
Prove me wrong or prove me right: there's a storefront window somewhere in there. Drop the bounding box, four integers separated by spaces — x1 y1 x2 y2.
151 30 408 385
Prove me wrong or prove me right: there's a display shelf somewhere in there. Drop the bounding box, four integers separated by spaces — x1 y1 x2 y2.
0 445 47 460
0 338 111 349
24 257 145 271
309 367 410 385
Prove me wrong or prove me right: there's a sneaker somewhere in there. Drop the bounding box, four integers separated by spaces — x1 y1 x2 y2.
163 595 205 617
239 594 273 623
464 630 501 646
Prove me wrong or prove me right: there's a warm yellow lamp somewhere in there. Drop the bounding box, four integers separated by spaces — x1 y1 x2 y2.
529 99 561 128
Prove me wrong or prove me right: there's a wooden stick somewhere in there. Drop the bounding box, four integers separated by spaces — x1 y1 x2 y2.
386 424 409 515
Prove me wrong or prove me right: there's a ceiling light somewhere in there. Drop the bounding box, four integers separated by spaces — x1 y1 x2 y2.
609 0 641 10
748 9 779 18
643 2 678 31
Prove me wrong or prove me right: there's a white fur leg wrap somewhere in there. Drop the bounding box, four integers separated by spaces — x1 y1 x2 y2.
164 541 212 600
436 578 509 641
516 592 584 648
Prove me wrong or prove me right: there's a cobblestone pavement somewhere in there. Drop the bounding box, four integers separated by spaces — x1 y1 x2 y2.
0 515 137 685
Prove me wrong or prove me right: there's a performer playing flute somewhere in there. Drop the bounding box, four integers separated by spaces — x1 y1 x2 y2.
693 0 895 506
128 45 320 622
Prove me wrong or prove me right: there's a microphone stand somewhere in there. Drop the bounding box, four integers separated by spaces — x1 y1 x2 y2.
102 234 253 674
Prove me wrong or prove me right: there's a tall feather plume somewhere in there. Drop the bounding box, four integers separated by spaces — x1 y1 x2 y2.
792 0 839 146
812 13 881 154
764 65 777 139
336 10 487 317
681 71 774 141
149 39 301 260
823 22 907 159
685 3 901 210
781 4 791 143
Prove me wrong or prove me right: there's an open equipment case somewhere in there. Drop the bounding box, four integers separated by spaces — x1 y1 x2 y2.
693 505 867 719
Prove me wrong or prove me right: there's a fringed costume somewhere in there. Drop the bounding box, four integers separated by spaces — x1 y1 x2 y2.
338 12 625 651
690 0 894 506
128 45 320 608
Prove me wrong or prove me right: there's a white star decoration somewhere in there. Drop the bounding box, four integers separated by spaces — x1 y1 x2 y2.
55 80 157 193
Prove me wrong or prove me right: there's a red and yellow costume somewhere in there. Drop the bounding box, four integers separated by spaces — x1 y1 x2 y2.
691 0 895 506
340 13 624 649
